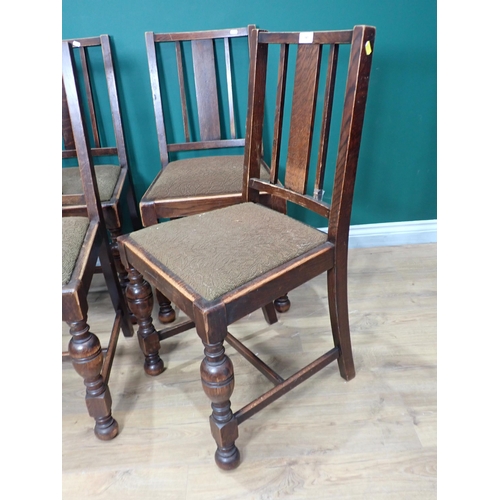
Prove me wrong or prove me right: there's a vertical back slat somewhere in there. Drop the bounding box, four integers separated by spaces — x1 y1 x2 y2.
62 81 75 149
270 43 289 184
145 31 170 167
192 39 221 141
175 41 191 142
101 35 127 167
284 43 322 194
79 45 100 148
314 43 339 196
224 37 237 140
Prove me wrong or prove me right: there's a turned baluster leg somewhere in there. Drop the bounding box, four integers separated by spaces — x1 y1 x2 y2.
200 341 240 470
156 289 176 324
109 227 129 292
126 266 165 376
67 319 119 440
274 293 291 313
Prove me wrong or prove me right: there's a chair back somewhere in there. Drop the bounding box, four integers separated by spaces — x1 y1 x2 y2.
145 25 256 168
62 41 104 222
244 26 376 245
62 35 129 203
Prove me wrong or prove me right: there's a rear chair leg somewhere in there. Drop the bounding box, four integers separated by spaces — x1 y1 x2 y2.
67 319 119 440
274 294 291 313
126 266 165 376
200 340 240 470
156 290 176 324
109 227 129 292
327 268 355 380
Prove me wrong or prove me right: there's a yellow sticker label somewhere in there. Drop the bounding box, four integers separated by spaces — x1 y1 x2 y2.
365 40 372 55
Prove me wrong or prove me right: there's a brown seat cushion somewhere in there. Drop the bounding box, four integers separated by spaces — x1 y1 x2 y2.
62 165 121 202
62 217 89 285
127 203 327 301
143 156 269 200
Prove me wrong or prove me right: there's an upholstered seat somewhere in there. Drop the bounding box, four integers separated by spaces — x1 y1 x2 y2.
62 165 121 202
143 157 270 201
62 217 89 285
127 202 327 301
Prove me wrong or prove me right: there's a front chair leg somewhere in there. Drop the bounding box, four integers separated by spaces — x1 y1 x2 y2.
67 319 119 440
274 294 291 313
126 266 165 376
200 341 240 470
156 289 176 324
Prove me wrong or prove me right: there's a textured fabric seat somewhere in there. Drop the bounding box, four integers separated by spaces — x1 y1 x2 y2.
62 165 121 202
128 202 327 301
143 157 270 201
62 216 89 285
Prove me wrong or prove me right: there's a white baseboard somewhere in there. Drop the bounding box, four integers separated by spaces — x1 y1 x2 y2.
319 219 437 248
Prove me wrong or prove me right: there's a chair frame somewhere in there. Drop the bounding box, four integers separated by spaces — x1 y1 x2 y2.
62 40 134 440
118 25 375 468
62 34 142 289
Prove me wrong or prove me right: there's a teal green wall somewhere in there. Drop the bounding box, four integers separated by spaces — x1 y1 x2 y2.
62 0 436 225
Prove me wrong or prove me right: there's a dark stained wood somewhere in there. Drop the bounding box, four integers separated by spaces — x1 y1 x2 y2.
175 41 190 143
248 178 331 218
62 41 135 440
226 332 285 385
62 146 118 159
116 25 376 469
101 313 122 386
154 27 252 42
315 43 339 195
224 37 237 140
284 43 322 194
166 138 245 152
270 43 288 184
158 319 196 341
192 39 221 141
62 82 75 149
328 25 375 242
125 266 164 376
200 340 240 470
259 30 353 45
234 346 340 425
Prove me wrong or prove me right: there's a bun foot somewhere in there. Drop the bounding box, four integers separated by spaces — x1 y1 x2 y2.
144 355 165 376
274 294 291 313
94 415 119 441
158 307 176 324
215 445 241 470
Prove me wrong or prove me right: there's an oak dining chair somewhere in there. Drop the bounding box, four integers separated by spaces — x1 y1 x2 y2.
140 26 290 323
118 25 376 468
62 40 134 440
